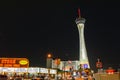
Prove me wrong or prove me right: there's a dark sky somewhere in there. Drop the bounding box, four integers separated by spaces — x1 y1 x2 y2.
0 1 120 70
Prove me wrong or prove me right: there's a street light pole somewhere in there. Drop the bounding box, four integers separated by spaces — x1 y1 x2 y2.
57 63 58 80
46 53 52 68
64 61 66 80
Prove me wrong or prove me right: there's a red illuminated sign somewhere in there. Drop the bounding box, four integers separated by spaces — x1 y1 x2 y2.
96 62 102 68
0 58 29 68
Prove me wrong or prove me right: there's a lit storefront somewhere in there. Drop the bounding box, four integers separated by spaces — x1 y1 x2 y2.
0 58 57 79
0 58 29 76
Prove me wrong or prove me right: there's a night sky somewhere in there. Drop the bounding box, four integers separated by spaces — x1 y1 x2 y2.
0 1 120 70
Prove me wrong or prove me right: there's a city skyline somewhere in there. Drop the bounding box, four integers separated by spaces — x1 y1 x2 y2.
0 1 120 70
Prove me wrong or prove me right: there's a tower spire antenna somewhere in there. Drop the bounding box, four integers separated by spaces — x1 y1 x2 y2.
78 8 81 18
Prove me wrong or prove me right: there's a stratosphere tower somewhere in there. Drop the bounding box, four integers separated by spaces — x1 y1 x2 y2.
75 9 90 69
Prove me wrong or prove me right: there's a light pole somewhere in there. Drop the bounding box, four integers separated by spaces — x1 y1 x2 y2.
63 61 66 80
46 53 52 68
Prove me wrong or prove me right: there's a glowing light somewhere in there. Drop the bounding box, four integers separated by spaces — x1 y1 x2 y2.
47 54 52 58
19 60 28 65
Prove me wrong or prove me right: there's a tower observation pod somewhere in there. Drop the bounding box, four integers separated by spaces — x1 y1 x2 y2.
75 9 90 69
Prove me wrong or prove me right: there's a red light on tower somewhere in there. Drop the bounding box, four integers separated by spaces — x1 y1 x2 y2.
78 8 81 18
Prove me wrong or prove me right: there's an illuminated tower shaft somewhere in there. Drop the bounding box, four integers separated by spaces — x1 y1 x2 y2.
75 17 90 68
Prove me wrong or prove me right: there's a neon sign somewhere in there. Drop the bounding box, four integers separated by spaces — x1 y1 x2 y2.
19 60 28 65
0 58 29 68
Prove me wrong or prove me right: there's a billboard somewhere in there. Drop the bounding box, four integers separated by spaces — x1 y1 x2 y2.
0 58 29 68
